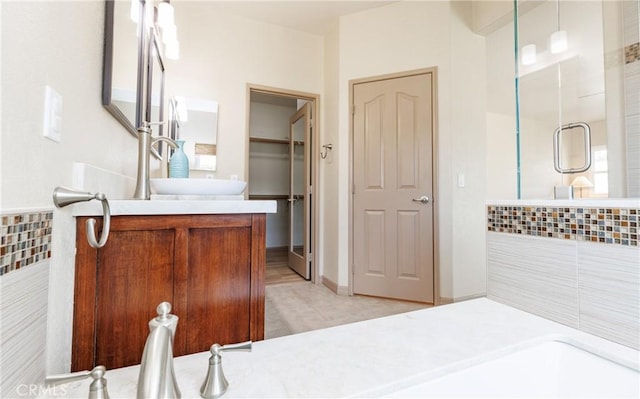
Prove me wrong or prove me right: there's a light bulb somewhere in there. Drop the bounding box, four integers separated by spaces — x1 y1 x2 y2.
130 0 140 22
157 2 175 28
521 44 536 66
550 30 567 54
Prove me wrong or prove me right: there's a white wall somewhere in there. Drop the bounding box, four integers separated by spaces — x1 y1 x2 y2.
449 1 488 300
334 1 487 300
320 24 340 284
1 1 139 208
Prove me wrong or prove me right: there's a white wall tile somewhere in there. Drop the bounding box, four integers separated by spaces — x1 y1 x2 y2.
487 232 579 328
578 241 640 349
0 261 49 397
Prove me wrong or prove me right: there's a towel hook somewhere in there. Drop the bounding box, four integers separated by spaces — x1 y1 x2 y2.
320 144 333 159
52 187 111 248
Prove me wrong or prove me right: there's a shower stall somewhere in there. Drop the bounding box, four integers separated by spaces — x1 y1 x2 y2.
486 0 639 199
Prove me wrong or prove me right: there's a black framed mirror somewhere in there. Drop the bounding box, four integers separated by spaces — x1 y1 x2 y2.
146 28 166 155
102 0 144 136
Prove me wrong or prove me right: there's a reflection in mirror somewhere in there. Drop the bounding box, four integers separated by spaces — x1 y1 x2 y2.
486 0 638 199
169 97 219 172
102 0 143 136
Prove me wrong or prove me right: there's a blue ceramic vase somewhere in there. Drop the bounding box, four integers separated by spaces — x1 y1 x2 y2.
169 140 189 178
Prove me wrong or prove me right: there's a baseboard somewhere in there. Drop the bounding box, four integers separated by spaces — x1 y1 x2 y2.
439 297 454 305
320 276 349 296
440 293 486 305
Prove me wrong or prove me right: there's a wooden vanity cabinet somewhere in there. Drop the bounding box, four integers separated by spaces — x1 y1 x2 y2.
71 213 266 371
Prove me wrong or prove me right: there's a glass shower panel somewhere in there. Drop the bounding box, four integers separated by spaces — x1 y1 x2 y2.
515 0 610 199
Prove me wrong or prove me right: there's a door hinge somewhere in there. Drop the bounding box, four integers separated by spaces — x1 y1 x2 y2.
352 104 355 115
352 183 356 195
308 185 313 195
307 252 313 262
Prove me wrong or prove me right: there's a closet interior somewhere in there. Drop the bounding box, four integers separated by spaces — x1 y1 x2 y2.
248 90 314 281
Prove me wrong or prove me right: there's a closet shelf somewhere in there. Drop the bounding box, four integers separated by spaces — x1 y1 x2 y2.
248 194 305 200
249 137 304 146
249 194 289 200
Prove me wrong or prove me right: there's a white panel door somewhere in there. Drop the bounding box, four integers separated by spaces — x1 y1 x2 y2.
353 72 434 303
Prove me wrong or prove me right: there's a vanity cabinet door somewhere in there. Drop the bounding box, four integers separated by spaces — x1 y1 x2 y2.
95 229 176 369
73 219 178 371
185 226 252 353
72 214 266 372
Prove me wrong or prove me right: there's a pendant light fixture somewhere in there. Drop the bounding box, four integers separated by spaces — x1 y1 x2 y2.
550 0 567 54
157 1 175 28
521 44 537 65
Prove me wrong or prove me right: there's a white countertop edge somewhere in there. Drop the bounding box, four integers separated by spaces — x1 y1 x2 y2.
71 199 277 216
40 298 639 399
487 199 640 208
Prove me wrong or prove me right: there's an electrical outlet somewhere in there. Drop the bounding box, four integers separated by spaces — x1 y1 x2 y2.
43 85 62 142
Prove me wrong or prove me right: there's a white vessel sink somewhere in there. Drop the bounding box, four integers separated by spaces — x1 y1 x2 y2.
150 178 247 196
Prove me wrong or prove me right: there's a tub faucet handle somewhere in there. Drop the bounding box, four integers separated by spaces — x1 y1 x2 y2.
200 341 252 398
45 365 109 399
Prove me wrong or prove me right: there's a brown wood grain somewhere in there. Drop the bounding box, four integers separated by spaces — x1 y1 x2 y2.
71 214 266 371
185 226 251 352
250 214 266 341
95 229 175 369
71 218 98 371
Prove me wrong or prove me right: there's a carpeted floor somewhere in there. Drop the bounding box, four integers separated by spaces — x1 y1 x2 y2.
265 280 431 339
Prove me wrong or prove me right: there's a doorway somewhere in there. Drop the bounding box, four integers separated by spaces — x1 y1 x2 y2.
350 69 438 304
247 85 319 283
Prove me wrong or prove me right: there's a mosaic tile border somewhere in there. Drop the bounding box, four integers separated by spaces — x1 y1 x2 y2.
0 211 53 276
626 42 640 65
487 206 639 247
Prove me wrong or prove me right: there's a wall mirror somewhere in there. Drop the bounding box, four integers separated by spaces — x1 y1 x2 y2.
146 30 165 154
104 0 165 158
102 0 143 136
169 97 219 172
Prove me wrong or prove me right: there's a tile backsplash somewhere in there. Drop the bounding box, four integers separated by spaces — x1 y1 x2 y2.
0 210 53 276
487 201 640 349
487 205 639 246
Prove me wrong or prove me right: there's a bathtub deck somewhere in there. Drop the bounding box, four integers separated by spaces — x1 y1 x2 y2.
40 298 639 398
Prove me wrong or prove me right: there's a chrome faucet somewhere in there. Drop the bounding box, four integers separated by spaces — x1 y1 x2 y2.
200 341 252 399
133 124 179 200
45 366 110 399
137 302 181 399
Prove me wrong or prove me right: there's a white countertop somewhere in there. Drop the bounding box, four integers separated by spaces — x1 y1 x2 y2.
487 199 640 208
42 298 639 398
71 199 277 217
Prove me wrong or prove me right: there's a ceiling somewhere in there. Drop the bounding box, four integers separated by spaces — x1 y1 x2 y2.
174 1 397 35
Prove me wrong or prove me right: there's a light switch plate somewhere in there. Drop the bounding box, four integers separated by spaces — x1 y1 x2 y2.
457 173 465 188
43 85 62 142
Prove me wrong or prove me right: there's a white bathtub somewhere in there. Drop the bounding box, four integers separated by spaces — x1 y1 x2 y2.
383 339 639 398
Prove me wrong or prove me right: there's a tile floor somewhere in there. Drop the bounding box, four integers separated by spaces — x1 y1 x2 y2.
265 280 431 339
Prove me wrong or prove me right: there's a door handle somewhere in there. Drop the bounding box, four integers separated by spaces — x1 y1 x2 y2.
412 196 430 204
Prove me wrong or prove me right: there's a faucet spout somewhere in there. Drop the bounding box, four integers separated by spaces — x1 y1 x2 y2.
153 136 179 151
137 326 181 399
132 126 179 200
